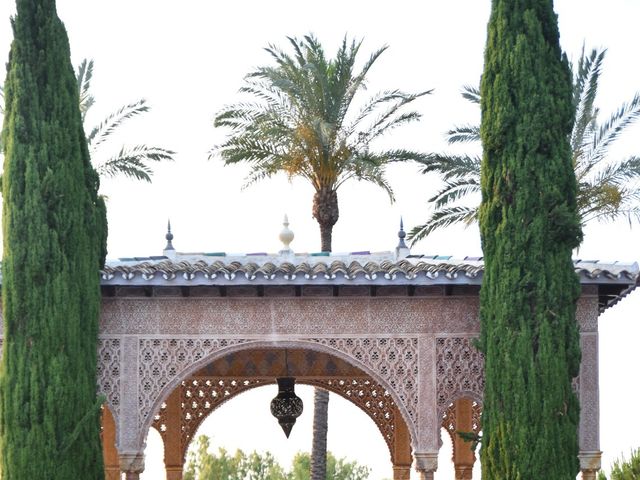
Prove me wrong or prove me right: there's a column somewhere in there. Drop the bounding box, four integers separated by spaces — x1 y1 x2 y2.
101 407 120 480
577 302 601 480
392 409 412 480
163 388 184 480
119 336 145 479
414 336 439 480
452 398 476 479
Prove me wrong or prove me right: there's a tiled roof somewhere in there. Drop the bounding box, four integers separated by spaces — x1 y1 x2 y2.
100 253 639 287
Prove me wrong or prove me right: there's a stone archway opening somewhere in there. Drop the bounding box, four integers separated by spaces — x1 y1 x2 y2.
144 346 414 480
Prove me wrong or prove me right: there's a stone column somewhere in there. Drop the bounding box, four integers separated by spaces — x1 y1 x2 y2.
163 388 184 480
118 336 145 479
414 335 439 480
392 408 413 479
414 452 438 480
416 336 439 451
577 299 601 480
452 398 476 479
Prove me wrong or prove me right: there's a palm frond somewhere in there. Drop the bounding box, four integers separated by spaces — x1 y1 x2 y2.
94 145 174 182
587 92 640 165
77 58 95 122
461 84 481 104
407 206 478 246
427 177 481 208
571 48 605 153
414 153 481 179
87 99 150 149
446 124 481 144
358 90 431 143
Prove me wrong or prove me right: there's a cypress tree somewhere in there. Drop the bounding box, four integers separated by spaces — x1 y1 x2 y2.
0 0 107 478
478 1 583 479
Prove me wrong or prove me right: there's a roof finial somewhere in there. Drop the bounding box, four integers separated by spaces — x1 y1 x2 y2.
396 217 410 259
164 219 175 255
279 214 294 256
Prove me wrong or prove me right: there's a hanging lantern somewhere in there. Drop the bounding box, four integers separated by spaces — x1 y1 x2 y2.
270 377 303 438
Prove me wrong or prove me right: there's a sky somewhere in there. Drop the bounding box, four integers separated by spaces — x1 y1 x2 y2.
0 1 639 478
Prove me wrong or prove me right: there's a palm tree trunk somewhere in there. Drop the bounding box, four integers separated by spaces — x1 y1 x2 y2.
319 224 333 253
312 187 339 252
310 186 339 479
310 388 330 480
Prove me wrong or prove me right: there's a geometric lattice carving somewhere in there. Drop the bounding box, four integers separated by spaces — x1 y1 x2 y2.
97 338 121 417
152 375 400 459
310 337 418 422
139 338 249 427
306 377 397 456
153 378 265 459
436 337 484 413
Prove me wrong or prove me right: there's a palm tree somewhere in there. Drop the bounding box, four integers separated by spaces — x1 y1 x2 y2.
1 59 174 181
408 47 640 245
214 34 430 252
213 34 430 479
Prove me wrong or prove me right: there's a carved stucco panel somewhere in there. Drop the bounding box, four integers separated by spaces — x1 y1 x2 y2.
579 332 600 451
100 297 480 336
97 338 121 418
435 336 484 415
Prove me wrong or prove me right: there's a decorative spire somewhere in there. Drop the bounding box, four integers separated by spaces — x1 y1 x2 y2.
397 217 407 249
396 217 410 259
164 219 174 251
279 214 294 255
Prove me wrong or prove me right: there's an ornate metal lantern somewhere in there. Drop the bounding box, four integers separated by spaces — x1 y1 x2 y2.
271 350 303 437
270 376 303 438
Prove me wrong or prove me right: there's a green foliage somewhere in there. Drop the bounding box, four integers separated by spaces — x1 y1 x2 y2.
1 58 175 182
213 33 430 251
409 47 640 245
0 0 107 478
477 1 582 479
598 448 640 480
183 436 370 480
77 59 175 182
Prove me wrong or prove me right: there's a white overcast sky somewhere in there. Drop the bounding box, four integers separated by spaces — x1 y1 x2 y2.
1 1 639 479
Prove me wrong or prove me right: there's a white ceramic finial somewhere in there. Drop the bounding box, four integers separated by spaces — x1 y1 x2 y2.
279 214 294 254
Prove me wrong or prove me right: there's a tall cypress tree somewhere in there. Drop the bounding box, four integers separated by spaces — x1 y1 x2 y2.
478 1 583 479
0 0 107 478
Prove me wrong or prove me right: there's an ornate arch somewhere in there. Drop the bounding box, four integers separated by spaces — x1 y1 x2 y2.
135 337 419 450
152 375 400 460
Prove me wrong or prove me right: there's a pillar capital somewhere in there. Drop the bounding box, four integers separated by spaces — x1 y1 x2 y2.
414 451 438 473
120 451 145 474
579 451 602 480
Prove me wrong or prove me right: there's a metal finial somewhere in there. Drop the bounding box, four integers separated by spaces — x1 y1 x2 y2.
165 219 174 251
397 217 407 248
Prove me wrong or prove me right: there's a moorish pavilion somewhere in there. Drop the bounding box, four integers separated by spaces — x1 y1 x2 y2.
63 219 637 479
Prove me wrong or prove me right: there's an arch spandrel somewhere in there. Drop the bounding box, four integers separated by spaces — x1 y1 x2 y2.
134 338 419 452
